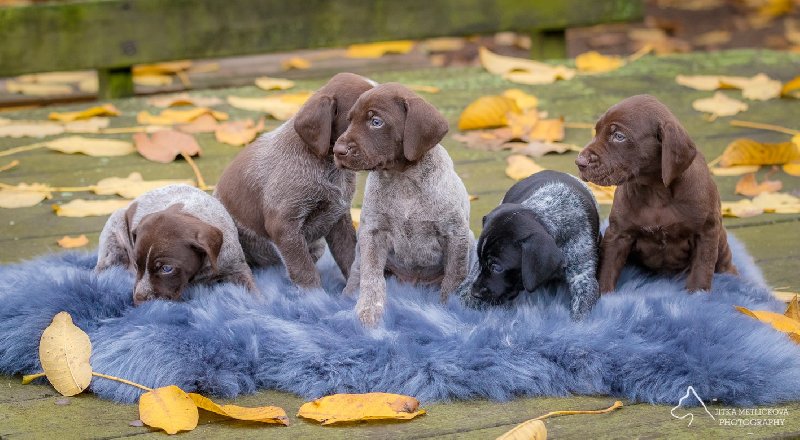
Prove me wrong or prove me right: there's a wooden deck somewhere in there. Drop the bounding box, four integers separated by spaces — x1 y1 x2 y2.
1 49 799 438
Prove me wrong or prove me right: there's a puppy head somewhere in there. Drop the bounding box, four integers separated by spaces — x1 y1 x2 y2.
129 204 223 305
332 83 448 171
293 72 375 157
575 94 697 187
471 205 564 304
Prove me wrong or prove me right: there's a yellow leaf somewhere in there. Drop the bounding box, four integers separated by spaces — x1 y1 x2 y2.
720 199 764 218
734 173 782 196
736 306 800 344
692 92 748 117
255 77 295 91
48 104 120 122
297 393 425 425
188 393 289 425
719 74 782 101
53 199 132 217
57 235 89 249
406 84 441 94
137 107 229 125
496 419 547 440
346 40 415 58
5 80 72 96
676 75 721 91
281 57 311 70
501 89 538 111
214 119 265 147
351 208 361 229
458 96 520 131
147 93 223 108
63 117 111 134
93 173 194 199
720 138 800 167
783 162 800 176
133 74 173 86
693 30 732 46
139 385 199 435
44 136 135 157
751 192 800 213
39 312 92 396
0 183 53 208
709 165 760 176
528 118 565 143
575 51 624 74
786 295 800 321
782 75 800 98
505 155 545 181
133 61 192 76
21 372 45 384
226 92 312 121
479 47 575 84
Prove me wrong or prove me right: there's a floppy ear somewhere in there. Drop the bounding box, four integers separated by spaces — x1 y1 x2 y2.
401 96 448 162
192 225 223 274
520 236 564 292
659 118 697 187
124 201 139 246
293 94 336 157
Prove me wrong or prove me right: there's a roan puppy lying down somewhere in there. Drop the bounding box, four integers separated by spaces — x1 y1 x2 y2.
215 73 374 289
96 184 256 304
333 83 472 327
575 94 737 293
471 170 601 319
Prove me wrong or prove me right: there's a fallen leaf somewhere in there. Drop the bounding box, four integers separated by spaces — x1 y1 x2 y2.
227 92 312 121
346 40 415 58
0 160 19 172
501 89 538 111
53 199 132 217
783 162 800 176
57 235 89 248
147 93 223 108
0 120 65 138
692 92 748 117
133 74 173 86
297 393 425 425
453 128 515 151
506 155 545 181
48 104 119 122
63 117 111 133
782 75 800 98
479 47 575 85
16 71 93 84
214 119 265 146
93 173 194 199
710 165 761 176
188 393 289 425
351 208 361 229
78 77 98 94
421 37 465 52
281 57 311 70
177 114 220 133
676 75 721 91
720 138 800 167
736 306 800 344
511 140 580 158
575 51 624 73
139 385 199 435
255 77 295 91
693 30 732 46
586 181 616 205
45 136 135 157
735 173 782 196
0 183 53 208
5 80 72 96
406 84 441 94
137 107 229 125
786 295 800 321
458 96 520 131
496 419 547 440
134 130 202 163
721 199 764 218
133 61 192 76
528 118 565 143
719 74 782 101
39 312 92 396
751 192 800 213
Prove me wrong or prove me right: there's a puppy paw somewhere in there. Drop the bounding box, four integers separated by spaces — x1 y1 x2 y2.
357 302 384 328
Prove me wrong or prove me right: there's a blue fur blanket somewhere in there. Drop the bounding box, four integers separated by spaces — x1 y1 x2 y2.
1 235 799 406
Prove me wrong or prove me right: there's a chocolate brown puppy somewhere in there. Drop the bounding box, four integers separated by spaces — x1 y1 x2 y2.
575 94 737 293
334 83 472 327
215 73 375 289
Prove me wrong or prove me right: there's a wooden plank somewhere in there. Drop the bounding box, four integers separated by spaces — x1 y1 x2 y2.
97 67 135 99
0 0 643 76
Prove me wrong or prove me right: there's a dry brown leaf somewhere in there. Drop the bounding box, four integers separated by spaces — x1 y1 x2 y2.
575 51 624 73
786 295 800 321
692 92 748 117
226 92 312 120
38 312 93 396
53 199 132 217
506 155 545 181
48 104 119 122
177 114 220 133
134 130 202 163
281 57 311 70
137 107 229 125
147 93 223 108
479 47 575 84
297 393 425 425
188 393 289 425
57 235 89 249
93 173 194 199
345 40 414 58
710 165 761 176
139 385 199 435
214 119 265 146
0 183 52 208
735 172 782 196
458 96 520 131
45 136 135 157
5 81 72 96
255 77 295 91
720 138 800 167
453 128 515 151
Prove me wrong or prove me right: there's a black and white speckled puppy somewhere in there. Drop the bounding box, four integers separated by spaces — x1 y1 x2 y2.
471 170 601 318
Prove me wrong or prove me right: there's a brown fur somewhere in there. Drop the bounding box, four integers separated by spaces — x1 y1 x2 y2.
575 94 737 293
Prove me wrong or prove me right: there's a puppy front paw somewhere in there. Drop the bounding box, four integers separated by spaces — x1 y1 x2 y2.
357 302 384 328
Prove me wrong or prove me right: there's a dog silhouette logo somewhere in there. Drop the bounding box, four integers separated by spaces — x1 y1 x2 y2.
671 386 716 427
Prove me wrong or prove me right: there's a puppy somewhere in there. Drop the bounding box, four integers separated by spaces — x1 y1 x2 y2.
471 170 601 318
333 83 472 327
575 94 737 293
215 73 374 289
96 184 256 304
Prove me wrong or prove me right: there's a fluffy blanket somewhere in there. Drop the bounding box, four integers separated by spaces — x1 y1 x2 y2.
1 235 799 406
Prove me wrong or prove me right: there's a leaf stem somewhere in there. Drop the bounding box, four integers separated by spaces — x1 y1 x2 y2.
91 372 152 392
533 400 624 421
180 152 210 190
0 160 19 172
730 120 800 136
21 372 45 384
0 143 46 158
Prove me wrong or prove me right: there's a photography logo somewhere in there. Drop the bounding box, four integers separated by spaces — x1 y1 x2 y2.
671 386 716 427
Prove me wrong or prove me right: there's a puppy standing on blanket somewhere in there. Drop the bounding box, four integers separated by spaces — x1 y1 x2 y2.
333 83 472 327
96 184 256 304
215 73 374 289
471 170 601 319
576 94 737 293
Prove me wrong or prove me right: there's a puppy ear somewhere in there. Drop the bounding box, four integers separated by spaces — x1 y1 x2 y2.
124 201 139 246
659 118 697 187
520 236 564 292
400 96 448 162
294 95 336 157
192 225 223 274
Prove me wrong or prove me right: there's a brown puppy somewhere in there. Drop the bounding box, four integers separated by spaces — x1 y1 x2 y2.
215 73 374 289
575 94 737 293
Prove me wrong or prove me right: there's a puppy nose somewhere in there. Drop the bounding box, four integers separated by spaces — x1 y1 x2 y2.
575 153 589 169
471 286 488 299
333 140 351 157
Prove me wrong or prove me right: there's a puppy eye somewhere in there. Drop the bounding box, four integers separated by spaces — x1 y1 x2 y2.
160 265 174 274
490 263 503 274
369 116 384 128
612 132 626 142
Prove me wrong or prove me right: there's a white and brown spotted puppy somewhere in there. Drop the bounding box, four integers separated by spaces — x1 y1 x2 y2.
214 73 375 289
334 83 472 327
96 184 256 305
